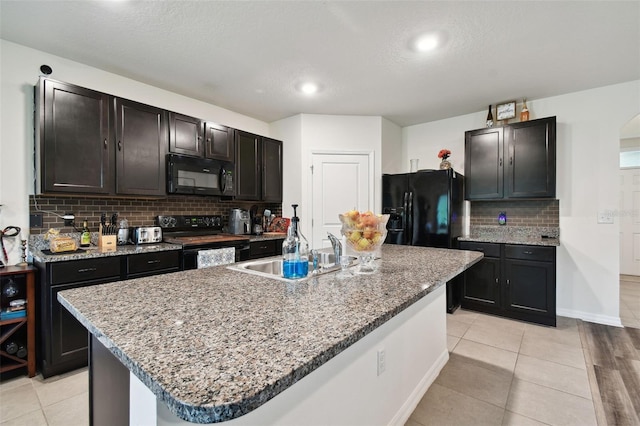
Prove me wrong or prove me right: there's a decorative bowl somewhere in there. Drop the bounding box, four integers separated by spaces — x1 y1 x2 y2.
338 211 389 273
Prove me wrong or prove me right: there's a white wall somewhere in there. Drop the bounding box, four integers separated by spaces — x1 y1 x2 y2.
381 118 403 174
277 114 383 241
0 40 269 265
403 80 640 325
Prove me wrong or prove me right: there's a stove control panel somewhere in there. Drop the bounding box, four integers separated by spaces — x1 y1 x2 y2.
156 215 223 231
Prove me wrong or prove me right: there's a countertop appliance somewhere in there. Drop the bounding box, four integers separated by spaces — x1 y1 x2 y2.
131 226 163 244
229 209 251 235
382 169 464 313
167 154 234 197
157 215 250 270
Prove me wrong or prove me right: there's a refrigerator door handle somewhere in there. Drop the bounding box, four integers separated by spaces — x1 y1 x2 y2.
403 192 409 245
407 191 414 245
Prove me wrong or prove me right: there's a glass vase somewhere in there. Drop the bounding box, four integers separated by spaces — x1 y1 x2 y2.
439 159 451 170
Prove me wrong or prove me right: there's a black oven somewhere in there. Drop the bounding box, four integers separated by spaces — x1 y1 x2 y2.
157 215 251 270
167 154 234 196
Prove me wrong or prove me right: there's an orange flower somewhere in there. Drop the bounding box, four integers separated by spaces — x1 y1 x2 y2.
438 149 451 159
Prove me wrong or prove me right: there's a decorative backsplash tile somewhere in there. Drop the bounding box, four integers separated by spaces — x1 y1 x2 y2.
29 195 282 234
470 199 559 227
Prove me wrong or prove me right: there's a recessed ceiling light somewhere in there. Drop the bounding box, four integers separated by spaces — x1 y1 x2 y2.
299 82 319 95
413 34 439 52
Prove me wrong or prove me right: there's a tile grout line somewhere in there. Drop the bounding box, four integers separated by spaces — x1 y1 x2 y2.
576 319 608 426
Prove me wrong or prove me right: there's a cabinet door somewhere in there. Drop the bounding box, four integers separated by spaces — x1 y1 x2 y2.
505 117 556 198
262 138 283 202
462 257 501 308
205 122 235 162
169 112 203 157
48 282 94 374
504 258 555 319
39 78 112 194
464 127 504 200
235 130 261 200
115 99 168 196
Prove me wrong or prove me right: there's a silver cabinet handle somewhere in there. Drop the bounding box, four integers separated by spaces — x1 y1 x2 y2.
118 141 122 151
523 251 533 255
103 139 108 149
78 268 97 273
506 279 510 285
147 260 161 264
495 278 499 284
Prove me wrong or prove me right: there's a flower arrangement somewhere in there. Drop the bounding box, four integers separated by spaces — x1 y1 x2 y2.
438 149 451 160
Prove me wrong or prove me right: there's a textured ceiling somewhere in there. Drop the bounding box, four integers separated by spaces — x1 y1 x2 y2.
1 1 638 126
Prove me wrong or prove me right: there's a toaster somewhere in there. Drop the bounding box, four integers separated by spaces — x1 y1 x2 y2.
132 226 163 244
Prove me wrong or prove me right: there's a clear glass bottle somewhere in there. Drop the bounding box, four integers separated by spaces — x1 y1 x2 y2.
486 105 494 128
520 98 529 122
282 204 309 279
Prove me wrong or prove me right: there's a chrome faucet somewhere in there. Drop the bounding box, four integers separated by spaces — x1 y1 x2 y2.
327 232 342 265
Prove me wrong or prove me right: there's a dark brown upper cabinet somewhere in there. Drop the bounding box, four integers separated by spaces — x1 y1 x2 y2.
37 78 112 194
465 116 556 200
235 130 261 200
235 131 283 202
114 99 167 196
204 122 235 162
36 77 167 197
168 112 204 157
262 137 283 203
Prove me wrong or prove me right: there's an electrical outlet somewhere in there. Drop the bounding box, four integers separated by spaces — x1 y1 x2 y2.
30 213 43 228
597 210 614 224
63 212 75 226
377 348 386 376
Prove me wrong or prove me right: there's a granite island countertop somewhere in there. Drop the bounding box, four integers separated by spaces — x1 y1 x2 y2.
57 244 482 424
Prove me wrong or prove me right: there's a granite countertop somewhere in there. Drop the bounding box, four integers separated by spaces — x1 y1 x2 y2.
459 225 560 247
30 242 182 263
249 233 287 242
58 244 482 424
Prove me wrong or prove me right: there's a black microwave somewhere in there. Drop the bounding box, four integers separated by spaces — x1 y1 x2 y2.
167 154 234 196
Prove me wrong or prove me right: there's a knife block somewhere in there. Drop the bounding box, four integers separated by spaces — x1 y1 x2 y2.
98 225 117 251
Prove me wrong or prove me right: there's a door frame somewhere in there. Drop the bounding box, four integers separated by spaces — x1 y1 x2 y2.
308 150 376 248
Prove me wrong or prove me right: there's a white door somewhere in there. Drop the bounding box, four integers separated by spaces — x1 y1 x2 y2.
311 153 373 249
620 168 640 275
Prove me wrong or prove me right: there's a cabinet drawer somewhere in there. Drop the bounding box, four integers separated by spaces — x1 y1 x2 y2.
459 242 500 258
505 245 555 262
50 257 121 285
127 251 180 275
250 240 277 258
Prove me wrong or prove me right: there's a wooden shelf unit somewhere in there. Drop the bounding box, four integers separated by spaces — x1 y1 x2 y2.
0 265 36 378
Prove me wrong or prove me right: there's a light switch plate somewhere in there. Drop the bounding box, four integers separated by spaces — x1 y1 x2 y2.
597 210 614 224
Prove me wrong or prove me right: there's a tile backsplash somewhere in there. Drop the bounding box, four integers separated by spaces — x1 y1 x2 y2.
29 195 282 234
470 199 559 227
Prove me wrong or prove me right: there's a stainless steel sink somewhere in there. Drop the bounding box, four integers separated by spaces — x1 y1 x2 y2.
228 252 357 282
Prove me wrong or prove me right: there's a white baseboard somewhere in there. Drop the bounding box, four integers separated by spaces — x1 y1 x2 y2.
389 349 449 426
556 308 623 327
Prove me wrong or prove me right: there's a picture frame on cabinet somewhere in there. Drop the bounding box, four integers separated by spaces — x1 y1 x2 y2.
496 101 516 120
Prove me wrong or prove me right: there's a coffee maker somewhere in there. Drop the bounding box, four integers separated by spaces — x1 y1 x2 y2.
229 209 251 235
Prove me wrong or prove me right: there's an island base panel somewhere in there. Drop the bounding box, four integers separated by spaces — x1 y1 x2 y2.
90 334 130 425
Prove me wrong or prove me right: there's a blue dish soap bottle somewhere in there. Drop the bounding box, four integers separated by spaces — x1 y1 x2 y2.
282 204 309 279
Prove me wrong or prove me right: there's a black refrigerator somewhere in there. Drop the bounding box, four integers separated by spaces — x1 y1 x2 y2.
382 169 464 312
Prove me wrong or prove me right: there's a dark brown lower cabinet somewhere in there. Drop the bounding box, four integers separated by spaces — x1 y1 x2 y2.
249 239 284 259
459 241 556 326
35 251 181 378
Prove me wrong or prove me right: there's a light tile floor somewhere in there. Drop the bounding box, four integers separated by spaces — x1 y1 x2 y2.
407 310 598 426
0 367 88 425
620 274 640 329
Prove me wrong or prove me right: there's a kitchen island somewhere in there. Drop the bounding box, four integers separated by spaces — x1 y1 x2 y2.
58 245 482 425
